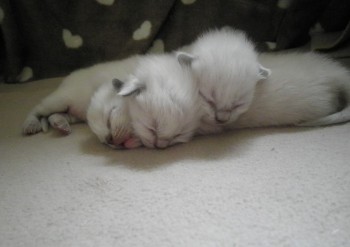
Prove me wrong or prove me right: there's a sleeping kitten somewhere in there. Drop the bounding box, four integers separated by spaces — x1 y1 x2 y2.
88 51 350 149
177 28 270 127
113 54 201 149
199 51 350 132
22 55 140 144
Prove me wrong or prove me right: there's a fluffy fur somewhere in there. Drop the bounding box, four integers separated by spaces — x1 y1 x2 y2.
114 54 201 149
22 55 139 141
199 51 350 132
177 28 270 128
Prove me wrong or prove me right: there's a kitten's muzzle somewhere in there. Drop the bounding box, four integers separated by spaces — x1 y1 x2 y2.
142 138 170 149
215 111 231 124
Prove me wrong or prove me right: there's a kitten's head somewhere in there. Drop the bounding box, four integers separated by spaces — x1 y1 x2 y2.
87 82 141 149
114 54 201 149
177 28 271 124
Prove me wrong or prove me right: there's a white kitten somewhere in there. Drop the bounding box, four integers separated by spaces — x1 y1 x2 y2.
177 28 270 128
201 51 350 130
22 55 139 139
114 54 201 149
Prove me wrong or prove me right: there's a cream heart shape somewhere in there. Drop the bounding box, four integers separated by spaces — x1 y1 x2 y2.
0 7 4 24
181 0 197 5
17 67 33 82
133 21 152 41
148 39 165 54
265 42 277 50
62 29 83 49
309 22 324 35
96 0 115 6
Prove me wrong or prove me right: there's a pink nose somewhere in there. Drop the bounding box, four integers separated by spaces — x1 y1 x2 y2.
105 134 130 147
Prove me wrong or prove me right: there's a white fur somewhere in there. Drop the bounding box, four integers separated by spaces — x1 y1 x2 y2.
116 54 201 149
178 28 270 127
86 82 134 148
22 55 139 138
200 51 350 131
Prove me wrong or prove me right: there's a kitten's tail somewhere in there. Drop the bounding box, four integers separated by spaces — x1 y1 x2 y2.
298 74 350 127
298 106 350 127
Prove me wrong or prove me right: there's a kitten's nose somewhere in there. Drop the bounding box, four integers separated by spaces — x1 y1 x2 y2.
215 111 231 123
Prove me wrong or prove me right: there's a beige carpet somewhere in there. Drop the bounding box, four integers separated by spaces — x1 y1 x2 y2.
0 77 349 247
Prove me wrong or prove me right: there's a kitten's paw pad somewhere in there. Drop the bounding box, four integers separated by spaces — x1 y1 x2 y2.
48 114 72 135
22 117 42 135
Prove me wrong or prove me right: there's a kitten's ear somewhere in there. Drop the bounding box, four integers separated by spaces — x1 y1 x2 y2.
117 76 145 97
176 52 196 66
258 64 271 79
112 78 124 91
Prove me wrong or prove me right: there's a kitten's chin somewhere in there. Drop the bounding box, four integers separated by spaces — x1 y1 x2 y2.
140 138 180 149
142 140 155 149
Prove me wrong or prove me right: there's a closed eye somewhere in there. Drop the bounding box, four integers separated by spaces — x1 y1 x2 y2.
173 133 182 139
232 103 244 110
199 91 215 108
107 107 115 130
148 127 156 137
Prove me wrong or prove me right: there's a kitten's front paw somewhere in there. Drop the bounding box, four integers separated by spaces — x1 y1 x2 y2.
22 116 43 135
48 114 72 135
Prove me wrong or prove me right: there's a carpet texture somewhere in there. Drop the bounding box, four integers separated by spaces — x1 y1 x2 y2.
0 77 349 247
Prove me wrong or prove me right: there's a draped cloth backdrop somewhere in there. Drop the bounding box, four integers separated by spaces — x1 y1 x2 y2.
0 0 349 83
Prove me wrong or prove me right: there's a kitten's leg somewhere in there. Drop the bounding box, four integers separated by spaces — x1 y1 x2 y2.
23 115 48 135
48 113 82 135
22 91 69 135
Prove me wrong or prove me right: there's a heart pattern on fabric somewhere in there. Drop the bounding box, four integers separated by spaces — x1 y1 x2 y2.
277 0 291 9
17 67 33 82
265 42 277 50
62 29 83 49
133 21 152 41
309 22 324 35
181 0 197 5
148 39 165 54
96 0 115 6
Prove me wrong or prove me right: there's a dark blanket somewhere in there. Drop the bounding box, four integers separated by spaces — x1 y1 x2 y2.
0 0 348 83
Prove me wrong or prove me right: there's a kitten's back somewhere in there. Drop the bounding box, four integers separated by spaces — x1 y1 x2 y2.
231 52 350 127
